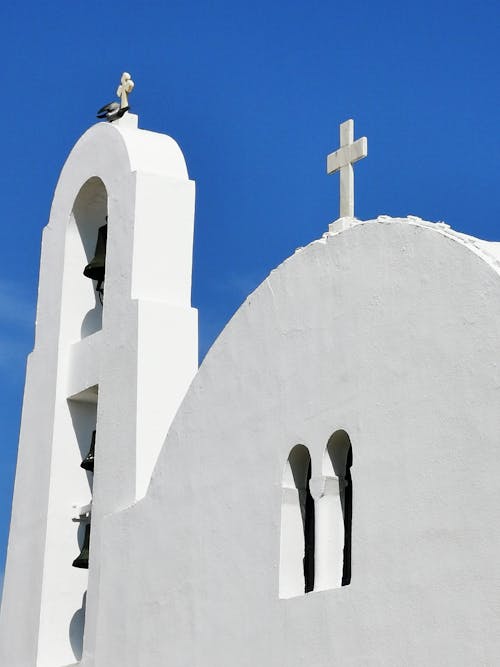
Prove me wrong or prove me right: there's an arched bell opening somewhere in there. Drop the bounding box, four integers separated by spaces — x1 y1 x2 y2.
65 388 98 659
68 389 98 497
323 430 353 586
279 444 314 598
61 177 108 342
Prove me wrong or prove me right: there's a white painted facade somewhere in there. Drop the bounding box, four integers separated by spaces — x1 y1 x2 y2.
1 116 500 666
0 114 198 666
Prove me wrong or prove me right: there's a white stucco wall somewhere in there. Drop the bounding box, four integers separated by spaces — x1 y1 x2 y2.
3 107 500 667
94 218 500 666
0 115 198 667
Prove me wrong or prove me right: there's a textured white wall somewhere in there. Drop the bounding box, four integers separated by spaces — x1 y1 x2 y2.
95 219 500 667
0 115 198 667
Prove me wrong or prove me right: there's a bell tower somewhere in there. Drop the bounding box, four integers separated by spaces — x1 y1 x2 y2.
0 96 198 666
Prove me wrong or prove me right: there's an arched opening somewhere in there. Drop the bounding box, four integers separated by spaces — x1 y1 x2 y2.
66 388 97 659
279 445 314 598
61 177 108 342
324 430 353 586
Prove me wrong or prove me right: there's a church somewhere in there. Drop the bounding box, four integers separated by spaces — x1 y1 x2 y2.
1 74 499 666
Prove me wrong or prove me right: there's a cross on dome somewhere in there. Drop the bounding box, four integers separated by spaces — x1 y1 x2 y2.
117 72 134 109
327 119 367 219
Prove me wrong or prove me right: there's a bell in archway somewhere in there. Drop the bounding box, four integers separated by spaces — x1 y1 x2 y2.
83 224 107 295
80 430 96 472
72 523 90 569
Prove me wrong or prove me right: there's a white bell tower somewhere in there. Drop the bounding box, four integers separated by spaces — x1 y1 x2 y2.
0 104 198 666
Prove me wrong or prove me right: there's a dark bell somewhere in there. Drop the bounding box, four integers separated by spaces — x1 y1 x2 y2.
72 523 90 569
83 224 107 293
81 430 96 472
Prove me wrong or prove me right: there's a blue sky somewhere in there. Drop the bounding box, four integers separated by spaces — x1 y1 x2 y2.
0 0 499 593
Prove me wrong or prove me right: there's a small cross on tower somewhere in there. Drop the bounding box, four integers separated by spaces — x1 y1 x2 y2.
327 119 367 219
117 72 135 109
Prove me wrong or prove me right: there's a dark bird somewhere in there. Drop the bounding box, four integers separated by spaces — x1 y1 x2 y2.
96 102 129 122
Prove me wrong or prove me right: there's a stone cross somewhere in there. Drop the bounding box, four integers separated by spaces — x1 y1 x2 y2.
116 72 135 109
327 119 367 218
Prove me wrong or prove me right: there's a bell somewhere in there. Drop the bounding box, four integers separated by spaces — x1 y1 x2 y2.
80 430 96 472
72 523 90 569
83 224 107 294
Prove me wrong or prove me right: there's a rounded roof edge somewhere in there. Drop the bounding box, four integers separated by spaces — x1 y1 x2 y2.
198 215 500 369
292 216 500 282
66 119 190 182
114 123 189 180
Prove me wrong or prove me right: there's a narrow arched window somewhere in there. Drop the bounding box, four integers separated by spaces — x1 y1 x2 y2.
324 430 353 586
279 445 314 597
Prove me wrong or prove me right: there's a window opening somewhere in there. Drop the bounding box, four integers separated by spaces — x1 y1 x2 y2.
325 430 353 586
279 445 314 598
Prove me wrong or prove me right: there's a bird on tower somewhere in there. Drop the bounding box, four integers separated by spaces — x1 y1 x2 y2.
97 71 134 122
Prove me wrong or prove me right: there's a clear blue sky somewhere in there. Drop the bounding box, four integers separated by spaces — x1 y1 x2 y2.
0 0 499 592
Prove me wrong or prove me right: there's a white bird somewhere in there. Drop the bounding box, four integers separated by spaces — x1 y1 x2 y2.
96 102 129 122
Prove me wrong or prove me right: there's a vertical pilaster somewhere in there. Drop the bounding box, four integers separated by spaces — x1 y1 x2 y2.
309 475 345 592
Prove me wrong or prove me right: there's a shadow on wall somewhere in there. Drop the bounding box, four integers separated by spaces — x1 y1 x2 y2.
69 591 86 661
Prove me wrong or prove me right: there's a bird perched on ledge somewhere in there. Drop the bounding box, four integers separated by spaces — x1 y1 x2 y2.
96 102 129 122
97 72 134 123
